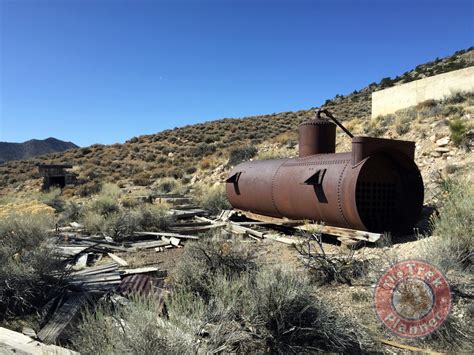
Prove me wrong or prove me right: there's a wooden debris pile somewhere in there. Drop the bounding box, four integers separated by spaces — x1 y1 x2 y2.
216 210 383 247
21 196 212 348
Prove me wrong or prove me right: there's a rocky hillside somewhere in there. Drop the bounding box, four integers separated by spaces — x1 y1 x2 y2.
0 47 472 194
0 137 78 164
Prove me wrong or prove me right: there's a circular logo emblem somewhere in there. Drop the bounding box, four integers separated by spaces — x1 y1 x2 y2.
374 260 451 338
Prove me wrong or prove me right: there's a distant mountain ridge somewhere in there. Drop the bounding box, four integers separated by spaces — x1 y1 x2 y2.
0 137 78 164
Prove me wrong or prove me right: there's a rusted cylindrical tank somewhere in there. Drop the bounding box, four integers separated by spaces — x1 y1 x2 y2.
226 120 424 233
298 119 336 157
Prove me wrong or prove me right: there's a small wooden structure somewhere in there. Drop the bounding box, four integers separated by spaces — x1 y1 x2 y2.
38 164 76 190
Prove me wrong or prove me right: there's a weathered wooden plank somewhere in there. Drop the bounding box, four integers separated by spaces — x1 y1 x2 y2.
70 274 122 284
228 222 265 238
57 246 88 257
37 293 87 344
0 327 78 355
297 224 382 243
171 209 208 219
378 339 443 354
129 240 170 250
107 253 128 266
134 231 199 240
72 263 118 276
237 210 305 224
169 223 225 233
237 210 382 243
263 234 302 245
170 221 210 227
121 266 160 275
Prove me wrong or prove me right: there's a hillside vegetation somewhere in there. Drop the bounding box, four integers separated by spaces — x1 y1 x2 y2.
0 47 472 195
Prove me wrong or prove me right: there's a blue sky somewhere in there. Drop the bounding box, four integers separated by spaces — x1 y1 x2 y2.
1 0 473 147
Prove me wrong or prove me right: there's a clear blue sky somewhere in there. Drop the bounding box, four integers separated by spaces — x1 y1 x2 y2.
1 0 472 147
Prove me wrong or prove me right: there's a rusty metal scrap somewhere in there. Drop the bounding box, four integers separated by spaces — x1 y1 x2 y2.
226 110 424 233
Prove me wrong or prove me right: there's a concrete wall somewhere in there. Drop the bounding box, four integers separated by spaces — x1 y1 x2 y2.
372 66 474 117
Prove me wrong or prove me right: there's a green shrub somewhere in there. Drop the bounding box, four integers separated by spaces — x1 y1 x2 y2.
153 177 186 195
101 210 141 240
171 232 257 300
135 204 174 231
0 213 65 318
228 145 257 166
81 210 106 234
100 205 173 240
61 201 84 223
192 142 216 157
191 184 231 215
88 183 121 216
244 267 360 352
422 178 473 272
37 187 64 212
448 118 468 147
443 91 467 104
75 259 360 353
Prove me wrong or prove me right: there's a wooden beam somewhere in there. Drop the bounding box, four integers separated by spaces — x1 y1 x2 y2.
133 231 199 240
297 224 382 243
37 293 87 344
107 253 128 266
378 339 444 354
263 234 302 245
0 327 78 355
121 266 160 275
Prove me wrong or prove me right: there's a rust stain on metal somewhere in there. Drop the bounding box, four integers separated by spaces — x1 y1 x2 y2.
226 110 423 233
118 274 162 296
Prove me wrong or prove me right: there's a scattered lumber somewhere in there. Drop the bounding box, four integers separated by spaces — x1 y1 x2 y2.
237 210 304 225
37 293 88 344
57 246 88 257
121 266 161 275
0 327 78 355
169 222 225 233
72 263 118 276
171 208 208 219
134 231 199 240
263 234 302 245
107 252 128 266
236 210 382 245
296 224 382 243
227 222 265 238
129 240 170 250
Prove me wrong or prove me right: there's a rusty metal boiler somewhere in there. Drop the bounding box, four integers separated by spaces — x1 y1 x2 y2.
226 110 424 233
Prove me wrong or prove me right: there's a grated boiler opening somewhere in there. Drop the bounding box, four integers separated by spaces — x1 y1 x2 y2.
355 153 423 233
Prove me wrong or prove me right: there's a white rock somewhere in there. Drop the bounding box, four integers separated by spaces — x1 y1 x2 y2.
436 137 450 147
434 147 450 154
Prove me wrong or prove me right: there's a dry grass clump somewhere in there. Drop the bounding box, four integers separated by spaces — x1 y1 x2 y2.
420 177 473 273
74 233 362 353
83 203 173 240
296 232 370 285
171 232 257 300
227 145 257 166
448 117 470 149
191 183 231 215
152 177 187 195
0 213 65 319
78 182 174 238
